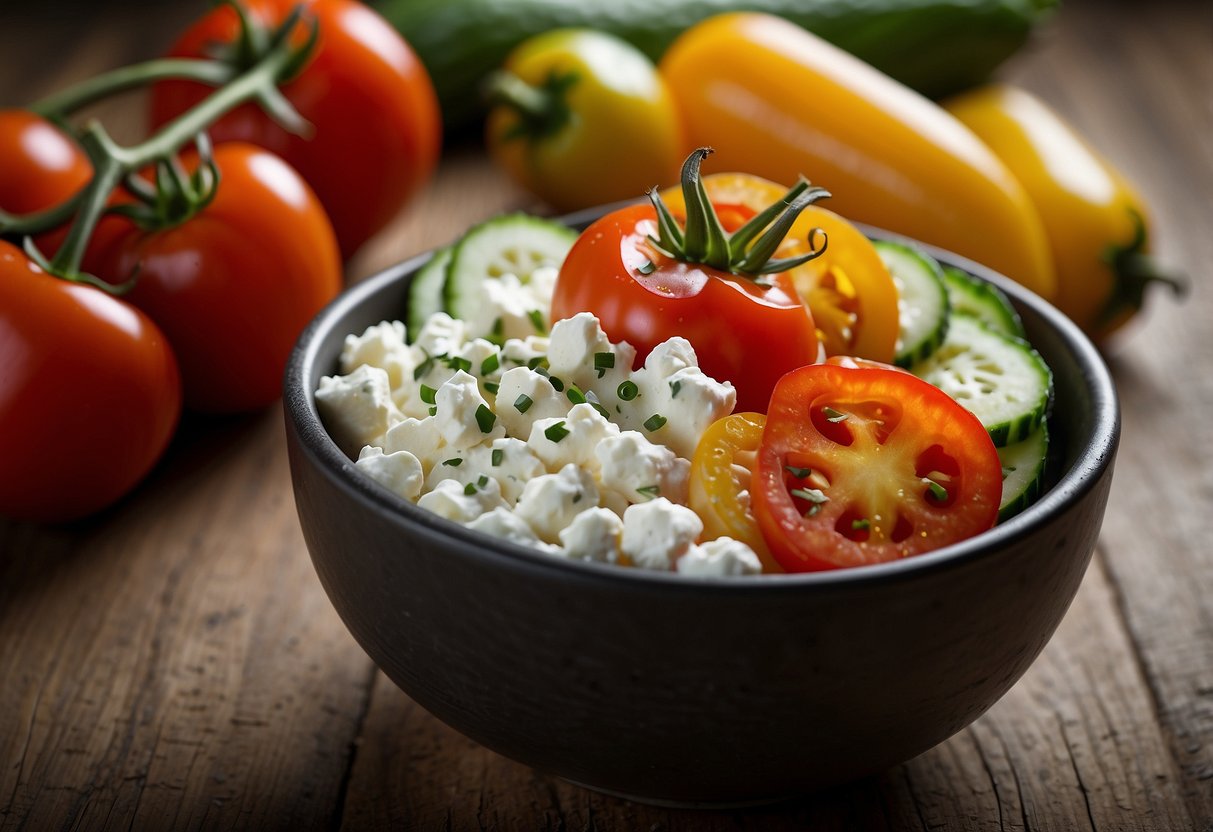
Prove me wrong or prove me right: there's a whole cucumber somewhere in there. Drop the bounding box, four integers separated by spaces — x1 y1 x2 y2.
376 0 1058 133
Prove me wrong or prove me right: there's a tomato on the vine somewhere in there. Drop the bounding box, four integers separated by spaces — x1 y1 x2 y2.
149 0 441 257
751 363 1002 571
0 110 134 272
551 150 821 413
0 109 90 217
97 143 341 413
661 172 900 363
0 241 181 523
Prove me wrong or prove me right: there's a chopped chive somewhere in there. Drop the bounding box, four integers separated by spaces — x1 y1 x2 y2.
851 518 870 531
478 475 489 488
637 260 656 275
823 406 849 423
491 448 504 467
464 482 478 496
572 491 583 504
480 352 500 376
413 350 439 380
487 317 505 346
785 465 811 479
548 375 565 392
669 380 682 398
428 406 438 416
484 381 500 395
443 457 463 467
566 384 586 404
445 355 472 373
591 402 612 420
636 485 660 499
594 352 615 378
643 414 667 432
925 478 949 502
533 365 549 378
419 384 437 405
527 309 547 334
475 404 496 433
544 421 570 443
513 394 533 413
790 487 829 516
527 355 548 371
617 380 639 401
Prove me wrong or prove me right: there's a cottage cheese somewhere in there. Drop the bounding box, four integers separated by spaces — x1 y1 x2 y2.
316 307 761 576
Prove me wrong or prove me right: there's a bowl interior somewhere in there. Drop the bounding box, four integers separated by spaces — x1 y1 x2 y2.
285 214 1118 589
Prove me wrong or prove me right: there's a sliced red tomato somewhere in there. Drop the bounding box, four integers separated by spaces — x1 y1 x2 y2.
752 363 1002 571
689 412 781 573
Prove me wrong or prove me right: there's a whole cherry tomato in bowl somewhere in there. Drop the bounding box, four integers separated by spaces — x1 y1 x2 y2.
0 241 181 523
551 149 821 413
97 143 342 413
660 172 900 364
149 0 442 257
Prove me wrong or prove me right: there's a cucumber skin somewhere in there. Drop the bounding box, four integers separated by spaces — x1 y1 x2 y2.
377 0 1058 133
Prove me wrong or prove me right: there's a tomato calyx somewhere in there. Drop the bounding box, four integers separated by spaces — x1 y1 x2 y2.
646 147 831 284
483 68 578 142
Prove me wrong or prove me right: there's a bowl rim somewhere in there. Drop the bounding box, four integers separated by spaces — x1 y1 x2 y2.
284 205 1120 593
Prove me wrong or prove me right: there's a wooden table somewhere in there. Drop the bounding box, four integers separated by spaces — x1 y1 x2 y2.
2 1 1210 828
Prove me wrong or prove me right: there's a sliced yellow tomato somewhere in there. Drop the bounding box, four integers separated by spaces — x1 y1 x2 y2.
660 172 899 363
689 412 781 573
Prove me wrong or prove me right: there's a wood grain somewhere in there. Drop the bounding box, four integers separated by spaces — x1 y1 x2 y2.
2 0 1211 829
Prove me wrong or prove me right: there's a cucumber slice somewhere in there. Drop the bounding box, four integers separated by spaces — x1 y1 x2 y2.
997 425 1049 521
942 266 1025 339
912 314 1053 447
875 241 950 367
444 214 577 320
407 245 452 341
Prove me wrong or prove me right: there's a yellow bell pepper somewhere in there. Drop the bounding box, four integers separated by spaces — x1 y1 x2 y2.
484 29 683 212
659 12 1057 299
944 84 1185 339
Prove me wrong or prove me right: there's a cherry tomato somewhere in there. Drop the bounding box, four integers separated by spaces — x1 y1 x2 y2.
98 143 341 413
661 172 899 363
0 109 90 217
0 241 181 523
689 413 781 573
752 363 1002 571
149 0 441 257
551 202 818 413
0 110 132 272
486 29 682 211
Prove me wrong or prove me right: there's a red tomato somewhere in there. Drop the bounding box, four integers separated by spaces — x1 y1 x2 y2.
0 109 90 216
0 109 130 271
752 363 1002 571
98 143 341 413
0 241 181 523
551 203 819 413
149 0 441 257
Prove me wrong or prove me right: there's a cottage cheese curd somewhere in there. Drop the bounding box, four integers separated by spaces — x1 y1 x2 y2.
316 309 763 577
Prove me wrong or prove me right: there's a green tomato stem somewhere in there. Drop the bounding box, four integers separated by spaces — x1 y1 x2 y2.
31 58 236 119
41 11 316 285
648 147 832 282
483 69 577 141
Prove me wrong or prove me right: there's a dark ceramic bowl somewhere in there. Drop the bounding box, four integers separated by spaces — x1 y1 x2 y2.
284 213 1119 806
